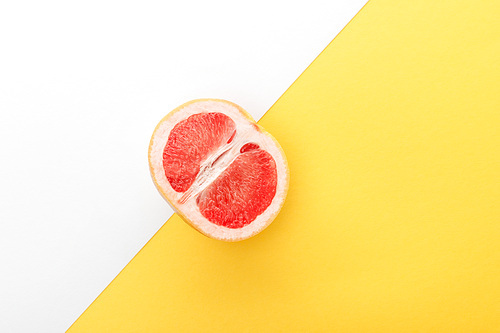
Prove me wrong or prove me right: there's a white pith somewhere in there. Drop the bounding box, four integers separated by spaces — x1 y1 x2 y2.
149 100 289 241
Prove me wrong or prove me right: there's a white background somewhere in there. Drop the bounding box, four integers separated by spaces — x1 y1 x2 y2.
0 1 366 331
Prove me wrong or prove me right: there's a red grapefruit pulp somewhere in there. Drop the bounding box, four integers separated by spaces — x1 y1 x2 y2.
163 112 236 193
149 99 289 241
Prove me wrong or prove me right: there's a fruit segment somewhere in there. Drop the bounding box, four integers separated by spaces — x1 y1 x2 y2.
197 148 277 228
163 112 236 192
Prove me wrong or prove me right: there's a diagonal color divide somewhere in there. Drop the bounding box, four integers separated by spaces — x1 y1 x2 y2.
69 0 500 331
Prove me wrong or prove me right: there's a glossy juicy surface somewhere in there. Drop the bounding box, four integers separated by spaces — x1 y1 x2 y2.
162 112 278 228
197 149 277 228
163 113 236 192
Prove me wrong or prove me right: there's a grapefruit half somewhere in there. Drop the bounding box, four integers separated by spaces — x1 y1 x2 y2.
148 99 289 241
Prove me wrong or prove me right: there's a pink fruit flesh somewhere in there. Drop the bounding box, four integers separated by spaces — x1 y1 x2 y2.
240 143 260 153
163 113 236 192
162 112 278 228
197 149 277 228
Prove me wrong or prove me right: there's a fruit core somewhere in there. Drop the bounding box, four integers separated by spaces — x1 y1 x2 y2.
162 112 278 229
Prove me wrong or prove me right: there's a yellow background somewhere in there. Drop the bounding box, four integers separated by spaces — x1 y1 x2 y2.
69 0 500 331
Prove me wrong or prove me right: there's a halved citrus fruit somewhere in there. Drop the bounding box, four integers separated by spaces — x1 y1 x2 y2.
148 99 289 241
